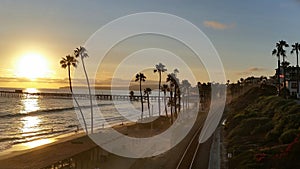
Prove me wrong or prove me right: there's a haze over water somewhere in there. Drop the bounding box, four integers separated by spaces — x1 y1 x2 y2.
0 88 158 152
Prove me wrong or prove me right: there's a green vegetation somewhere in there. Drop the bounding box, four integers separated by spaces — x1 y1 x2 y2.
225 85 300 169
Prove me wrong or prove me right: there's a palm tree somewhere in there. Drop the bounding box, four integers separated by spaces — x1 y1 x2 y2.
74 46 94 134
60 55 88 134
291 42 300 96
144 88 152 117
167 73 179 120
135 73 146 120
182 80 191 110
173 68 179 75
167 80 174 123
282 61 290 72
272 40 289 96
172 69 180 115
129 90 135 101
197 82 204 111
226 80 230 86
154 63 167 116
240 78 244 93
161 84 169 117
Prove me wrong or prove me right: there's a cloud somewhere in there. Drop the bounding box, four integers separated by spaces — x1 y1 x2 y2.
237 67 266 76
203 21 235 30
248 67 266 72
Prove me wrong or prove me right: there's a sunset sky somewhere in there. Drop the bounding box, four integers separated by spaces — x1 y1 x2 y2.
1 0 300 89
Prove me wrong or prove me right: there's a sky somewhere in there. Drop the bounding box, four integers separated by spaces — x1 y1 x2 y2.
1 0 300 89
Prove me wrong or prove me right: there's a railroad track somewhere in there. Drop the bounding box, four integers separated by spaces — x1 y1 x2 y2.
176 124 203 169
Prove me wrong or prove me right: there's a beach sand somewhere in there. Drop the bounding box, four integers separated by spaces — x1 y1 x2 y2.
0 113 209 169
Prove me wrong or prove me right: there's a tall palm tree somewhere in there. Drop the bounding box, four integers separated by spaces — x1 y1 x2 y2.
135 73 146 120
182 80 191 110
144 88 152 117
172 69 180 114
291 42 300 96
60 55 88 134
167 73 179 119
167 79 174 123
74 46 94 134
272 40 289 96
161 84 169 117
197 82 205 111
154 63 167 116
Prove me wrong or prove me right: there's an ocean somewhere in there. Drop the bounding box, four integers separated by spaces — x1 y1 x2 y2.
0 88 162 152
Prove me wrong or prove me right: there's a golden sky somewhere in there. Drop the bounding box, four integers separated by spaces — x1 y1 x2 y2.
1 0 300 89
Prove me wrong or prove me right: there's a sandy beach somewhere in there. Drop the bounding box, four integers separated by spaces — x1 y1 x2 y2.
0 112 209 169
0 116 172 169
0 132 96 169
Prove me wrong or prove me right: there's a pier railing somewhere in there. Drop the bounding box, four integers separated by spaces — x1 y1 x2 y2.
0 90 166 101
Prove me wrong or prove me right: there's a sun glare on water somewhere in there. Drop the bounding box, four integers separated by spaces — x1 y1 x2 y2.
15 53 51 80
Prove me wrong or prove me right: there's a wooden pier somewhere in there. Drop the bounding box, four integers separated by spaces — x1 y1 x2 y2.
0 90 164 101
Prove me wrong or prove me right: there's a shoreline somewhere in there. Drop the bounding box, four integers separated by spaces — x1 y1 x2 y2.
0 120 133 160
0 130 87 161
0 117 171 169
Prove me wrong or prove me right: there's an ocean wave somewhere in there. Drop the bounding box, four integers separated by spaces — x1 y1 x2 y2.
0 103 113 119
0 129 69 143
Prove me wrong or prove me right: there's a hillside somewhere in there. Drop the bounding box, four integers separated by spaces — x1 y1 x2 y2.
225 85 300 169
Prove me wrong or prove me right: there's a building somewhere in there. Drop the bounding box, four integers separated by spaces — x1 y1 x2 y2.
275 66 300 97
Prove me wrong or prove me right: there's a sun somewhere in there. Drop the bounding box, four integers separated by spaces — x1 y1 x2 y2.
15 53 50 80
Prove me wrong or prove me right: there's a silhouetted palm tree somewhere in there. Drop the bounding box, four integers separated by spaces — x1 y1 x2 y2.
291 42 300 95
161 84 169 117
135 73 146 120
197 82 205 110
172 69 180 115
60 55 88 134
167 83 174 123
173 68 179 75
240 78 244 93
282 61 290 71
167 73 179 120
154 63 167 116
74 46 94 134
272 40 289 96
182 80 191 110
144 88 152 117
129 90 135 101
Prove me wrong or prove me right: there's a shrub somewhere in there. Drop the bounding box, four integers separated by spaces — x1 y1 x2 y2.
251 121 273 135
279 129 299 144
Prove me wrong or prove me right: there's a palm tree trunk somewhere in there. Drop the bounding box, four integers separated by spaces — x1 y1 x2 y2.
68 65 88 134
297 50 299 96
147 94 150 117
174 85 177 118
187 88 189 109
182 91 185 112
170 90 173 123
278 58 281 95
140 79 143 120
68 66 73 93
81 58 93 134
178 89 181 113
158 72 161 116
164 91 168 117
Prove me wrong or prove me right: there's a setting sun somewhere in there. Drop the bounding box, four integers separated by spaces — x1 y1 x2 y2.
15 53 51 80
